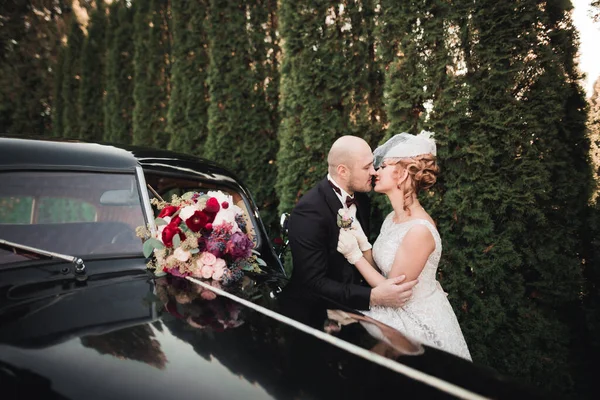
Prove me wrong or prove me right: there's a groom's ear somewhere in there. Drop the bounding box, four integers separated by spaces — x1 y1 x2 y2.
337 164 349 178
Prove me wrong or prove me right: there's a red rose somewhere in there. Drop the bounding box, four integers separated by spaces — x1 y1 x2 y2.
273 237 284 246
186 210 208 232
158 206 178 218
205 197 220 213
221 201 229 209
162 223 186 247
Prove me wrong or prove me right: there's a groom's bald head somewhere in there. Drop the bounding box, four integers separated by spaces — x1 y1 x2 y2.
328 136 372 172
328 135 375 194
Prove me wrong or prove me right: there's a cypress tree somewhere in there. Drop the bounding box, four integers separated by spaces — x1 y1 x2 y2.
132 0 170 147
167 0 209 154
147 0 170 148
204 0 279 232
276 1 380 215
79 0 107 141
410 0 594 395
61 17 84 139
52 45 66 137
104 1 135 144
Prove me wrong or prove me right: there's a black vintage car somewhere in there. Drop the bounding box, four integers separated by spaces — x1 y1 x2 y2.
0 137 549 399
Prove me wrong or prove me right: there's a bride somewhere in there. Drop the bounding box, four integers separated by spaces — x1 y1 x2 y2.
337 132 472 361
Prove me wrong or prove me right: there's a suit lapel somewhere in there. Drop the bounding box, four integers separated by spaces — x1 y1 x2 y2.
318 178 344 218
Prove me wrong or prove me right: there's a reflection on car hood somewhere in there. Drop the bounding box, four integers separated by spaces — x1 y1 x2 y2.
0 266 549 400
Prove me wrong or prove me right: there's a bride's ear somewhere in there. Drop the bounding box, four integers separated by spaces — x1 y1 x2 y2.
397 169 409 187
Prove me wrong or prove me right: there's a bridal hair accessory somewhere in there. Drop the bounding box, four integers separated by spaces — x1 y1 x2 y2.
373 130 436 169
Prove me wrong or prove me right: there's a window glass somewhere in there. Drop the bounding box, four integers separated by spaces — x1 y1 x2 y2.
0 171 146 264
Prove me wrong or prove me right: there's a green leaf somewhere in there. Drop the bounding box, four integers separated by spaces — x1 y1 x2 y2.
147 237 165 250
143 240 154 258
155 217 167 226
173 233 181 248
190 248 200 254
256 257 267 267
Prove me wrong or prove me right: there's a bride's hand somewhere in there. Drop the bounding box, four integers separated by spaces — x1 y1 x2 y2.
350 220 372 251
337 229 363 264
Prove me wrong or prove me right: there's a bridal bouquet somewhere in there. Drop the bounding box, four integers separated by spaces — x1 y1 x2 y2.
136 190 265 285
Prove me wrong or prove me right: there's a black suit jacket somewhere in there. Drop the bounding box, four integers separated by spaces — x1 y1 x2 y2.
287 178 372 310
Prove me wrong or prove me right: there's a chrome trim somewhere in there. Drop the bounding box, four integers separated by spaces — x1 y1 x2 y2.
136 166 157 236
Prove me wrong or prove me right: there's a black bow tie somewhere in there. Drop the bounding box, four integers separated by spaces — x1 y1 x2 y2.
345 196 356 208
328 180 356 208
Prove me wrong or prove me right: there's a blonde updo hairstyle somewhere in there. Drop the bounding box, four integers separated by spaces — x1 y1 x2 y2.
388 154 439 213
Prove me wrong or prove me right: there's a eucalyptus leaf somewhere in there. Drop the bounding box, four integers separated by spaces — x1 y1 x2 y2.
143 240 154 258
173 233 181 248
155 217 168 226
147 238 165 250
190 248 200 254
257 258 267 267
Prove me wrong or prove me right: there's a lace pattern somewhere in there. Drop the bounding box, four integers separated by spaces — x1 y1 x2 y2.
364 213 472 361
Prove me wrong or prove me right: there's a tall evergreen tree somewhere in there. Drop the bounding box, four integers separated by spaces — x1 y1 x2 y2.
52 45 66 137
205 0 280 231
61 17 84 139
411 0 594 396
0 1 68 135
276 1 381 215
79 0 107 141
104 0 135 144
167 0 209 154
132 0 170 147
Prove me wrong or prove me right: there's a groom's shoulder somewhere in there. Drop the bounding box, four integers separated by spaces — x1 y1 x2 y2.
294 183 322 208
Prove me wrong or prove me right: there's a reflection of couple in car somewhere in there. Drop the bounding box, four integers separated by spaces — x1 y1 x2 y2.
287 132 471 361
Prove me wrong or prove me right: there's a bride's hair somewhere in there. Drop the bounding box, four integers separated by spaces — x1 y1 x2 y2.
389 154 439 212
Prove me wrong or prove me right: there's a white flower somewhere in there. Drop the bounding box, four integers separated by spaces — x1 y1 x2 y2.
179 205 198 221
173 247 191 262
206 190 233 207
212 206 241 232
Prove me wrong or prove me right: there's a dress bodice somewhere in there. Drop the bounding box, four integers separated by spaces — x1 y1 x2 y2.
372 213 442 297
366 212 472 360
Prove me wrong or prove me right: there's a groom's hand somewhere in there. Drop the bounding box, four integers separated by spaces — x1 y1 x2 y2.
337 229 363 264
370 275 418 308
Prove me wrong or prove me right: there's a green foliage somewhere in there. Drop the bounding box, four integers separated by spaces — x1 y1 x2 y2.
205 0 280 234
276 0 384 215
132 0 170 147
0 1 66 135
61 17 84 139
167 0 210 154
104 1 135 144
52 46 66 137
79 1 106 142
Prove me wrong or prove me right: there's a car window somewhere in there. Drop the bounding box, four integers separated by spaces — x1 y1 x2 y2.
0 171 146 264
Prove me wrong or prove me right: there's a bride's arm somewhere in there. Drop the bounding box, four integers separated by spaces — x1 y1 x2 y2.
353 256 386 287
387 225 435 281
338 231 385 287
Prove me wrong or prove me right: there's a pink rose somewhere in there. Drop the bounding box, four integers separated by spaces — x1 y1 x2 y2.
201 264 214 279
212 261 225 281
200 252 217 266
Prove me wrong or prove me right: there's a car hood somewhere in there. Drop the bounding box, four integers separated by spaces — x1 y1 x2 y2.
0 260 548 400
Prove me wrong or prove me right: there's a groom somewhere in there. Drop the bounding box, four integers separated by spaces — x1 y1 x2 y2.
287 135 417 311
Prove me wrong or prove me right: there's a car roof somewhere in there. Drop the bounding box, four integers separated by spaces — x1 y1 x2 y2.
0 137 139 172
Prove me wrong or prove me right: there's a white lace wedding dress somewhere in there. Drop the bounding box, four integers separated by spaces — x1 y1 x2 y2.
363 213 472 360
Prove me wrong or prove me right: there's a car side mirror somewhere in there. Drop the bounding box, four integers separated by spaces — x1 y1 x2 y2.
279 213 290 236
